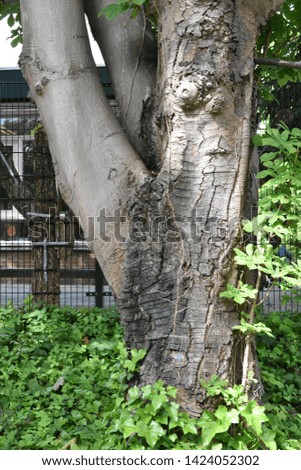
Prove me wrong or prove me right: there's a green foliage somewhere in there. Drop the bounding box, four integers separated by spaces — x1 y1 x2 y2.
1 300 299 450
108 380 200 449
257 311 301 449
220 124 301 401
257 0 301 86
233 318 274 337
220 282 257 305
256 1 301 120
199 376 276 450
255 127 301 242
0 1 22 47
253 125 301 263
98 0 147 20
223 125 301 315
0 303 129 449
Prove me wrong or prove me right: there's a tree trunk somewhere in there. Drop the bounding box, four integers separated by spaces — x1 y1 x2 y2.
19 0 284 412
29 129 60 305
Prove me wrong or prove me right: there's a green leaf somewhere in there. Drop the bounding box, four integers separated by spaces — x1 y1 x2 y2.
215 406 240 425
168 402 179 422
252 134 263 146
151 393 166 412
261 137 282 148
145 421 165 447
256 169 277 179
11 36 20 48
123 418 137 438
141 384 152 399
280 129 289 142
277 76 289 87
183 421 198 435
201 423 219 447
7 13 14 27
168 433 178 443
241 402 268 435
127 386 140 403
260 152 279 162
98 3 129 19
291 128 301 138
261 427 277 450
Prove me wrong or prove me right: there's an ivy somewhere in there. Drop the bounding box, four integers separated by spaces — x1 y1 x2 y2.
1 300 299 449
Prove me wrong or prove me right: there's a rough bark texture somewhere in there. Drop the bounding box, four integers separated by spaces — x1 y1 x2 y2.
29 129 60 305
20 0 284 412
116 0 262 413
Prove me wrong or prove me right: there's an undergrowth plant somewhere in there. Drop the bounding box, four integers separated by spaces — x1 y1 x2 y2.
1 298 300 450
256 310 301 449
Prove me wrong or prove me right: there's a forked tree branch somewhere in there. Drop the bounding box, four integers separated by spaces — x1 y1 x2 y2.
84 0 157 157
19 0 149 217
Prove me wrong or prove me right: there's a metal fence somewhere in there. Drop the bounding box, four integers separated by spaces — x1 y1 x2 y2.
0 69 114 308
258 240 301 313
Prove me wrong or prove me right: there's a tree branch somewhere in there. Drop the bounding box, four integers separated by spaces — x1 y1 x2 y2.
84 0 157 157
20 0 149 218
255 56 301 70
19 0 150 294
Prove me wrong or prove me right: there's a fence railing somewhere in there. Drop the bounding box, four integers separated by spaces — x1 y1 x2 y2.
0 74 114 308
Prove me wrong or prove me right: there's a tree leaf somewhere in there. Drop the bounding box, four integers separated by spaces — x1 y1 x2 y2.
252 134 263 146
7 13 15 27
144 421 165 447
241 402 268 435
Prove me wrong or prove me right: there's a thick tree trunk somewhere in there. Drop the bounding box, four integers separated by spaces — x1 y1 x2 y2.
19 0 284 412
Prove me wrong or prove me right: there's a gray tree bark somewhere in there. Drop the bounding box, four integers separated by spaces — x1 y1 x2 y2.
19 0 284 412
84 0 158 166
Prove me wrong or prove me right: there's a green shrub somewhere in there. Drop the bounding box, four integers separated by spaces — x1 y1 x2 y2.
0 301 128 449
257 311 301 450
0 300 300 449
